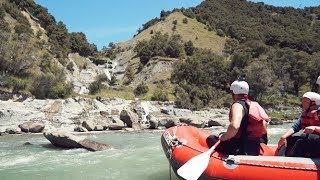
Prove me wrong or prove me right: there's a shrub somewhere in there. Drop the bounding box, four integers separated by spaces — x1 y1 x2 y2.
134 82 149 96
66 62 74 71
89 74 108 94
182 18 188 24
14 23 32 35
52 82 73 99
172 20 178 25
152 89 169 101
217 29 225 36
30 74 72 99
0 75 28 92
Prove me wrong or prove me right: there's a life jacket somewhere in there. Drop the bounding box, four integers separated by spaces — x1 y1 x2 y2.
231 99 271 139
301 110 320 135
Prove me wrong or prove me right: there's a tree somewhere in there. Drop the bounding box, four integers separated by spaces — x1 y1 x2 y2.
184 41 195 56
244 60 275 100
134 82 149 96
182 18 188 24
69 32 97 57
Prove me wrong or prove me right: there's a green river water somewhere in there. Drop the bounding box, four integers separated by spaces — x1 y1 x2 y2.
0 125 290 180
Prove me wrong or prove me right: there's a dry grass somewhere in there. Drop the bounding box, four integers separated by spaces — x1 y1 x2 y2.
120 12 227 55
69 53 88 69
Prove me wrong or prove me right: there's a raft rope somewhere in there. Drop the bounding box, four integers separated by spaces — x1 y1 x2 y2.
168 134 320 172
168 126 178 180
181 143 320 171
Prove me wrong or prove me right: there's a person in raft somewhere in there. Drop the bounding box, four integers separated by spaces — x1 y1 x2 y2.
278 92 320 158
206 78 270 155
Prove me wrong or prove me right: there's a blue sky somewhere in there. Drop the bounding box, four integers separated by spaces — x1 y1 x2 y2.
35 0 320 50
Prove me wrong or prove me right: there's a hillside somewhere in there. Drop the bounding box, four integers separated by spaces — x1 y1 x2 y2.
171 0 320 109
119 12 227 55
109 0 320 110
112 12 227 96
0 0 101 99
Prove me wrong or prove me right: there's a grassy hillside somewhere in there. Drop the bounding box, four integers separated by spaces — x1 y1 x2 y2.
108 12 229 101
0 0 98 99
121 12 226 55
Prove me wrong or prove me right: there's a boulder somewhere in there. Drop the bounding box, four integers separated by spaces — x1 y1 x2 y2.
78 139 111 151
108 123 125 130
74 126 88 132
44 130 83 149
119 109 139 127
180 116 207 128
111 109 119 115
43 130 111 151
5 127 21 134
158 117 179 128
82 120 95 131
19 121 45 133
94 125 104 131
148 115 159 129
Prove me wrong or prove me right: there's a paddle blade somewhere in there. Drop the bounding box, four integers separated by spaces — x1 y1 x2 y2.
177 140 220 180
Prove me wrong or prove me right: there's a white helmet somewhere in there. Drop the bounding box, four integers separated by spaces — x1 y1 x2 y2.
317 76 320 85
303 92 320 105
230 80 249 94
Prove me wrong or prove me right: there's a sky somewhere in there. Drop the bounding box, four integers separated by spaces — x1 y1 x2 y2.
35 0 320 50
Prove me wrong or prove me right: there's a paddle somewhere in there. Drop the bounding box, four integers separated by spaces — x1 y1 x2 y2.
177 140 221 180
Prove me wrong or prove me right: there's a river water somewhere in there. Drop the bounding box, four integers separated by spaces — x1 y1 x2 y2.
0 125 290 180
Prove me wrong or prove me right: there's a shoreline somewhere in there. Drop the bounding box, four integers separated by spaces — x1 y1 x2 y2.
0 123 293 138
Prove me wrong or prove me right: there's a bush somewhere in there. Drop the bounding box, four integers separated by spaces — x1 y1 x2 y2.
0 75 28 92
184 41 195 56
30 74 72 99
66 62 74 71
216 29 225 36
152 89 169 101
14 23 32 35
89 80 104 94
172 20 178 25
89 74 108 94
182 18 188 24
134 82 149 96
52 82 73 99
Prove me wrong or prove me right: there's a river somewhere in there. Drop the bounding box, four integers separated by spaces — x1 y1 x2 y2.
0 125 290 180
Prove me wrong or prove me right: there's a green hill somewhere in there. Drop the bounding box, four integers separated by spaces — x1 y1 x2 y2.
0 0 98 99
115 0 320 110
170 0 320 109
112 12 228 100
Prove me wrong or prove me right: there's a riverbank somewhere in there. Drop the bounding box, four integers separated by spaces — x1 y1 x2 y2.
0 96 231 136
0 96 296 137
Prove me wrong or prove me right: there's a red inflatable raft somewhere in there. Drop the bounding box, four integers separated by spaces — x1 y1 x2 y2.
161 126 320 180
